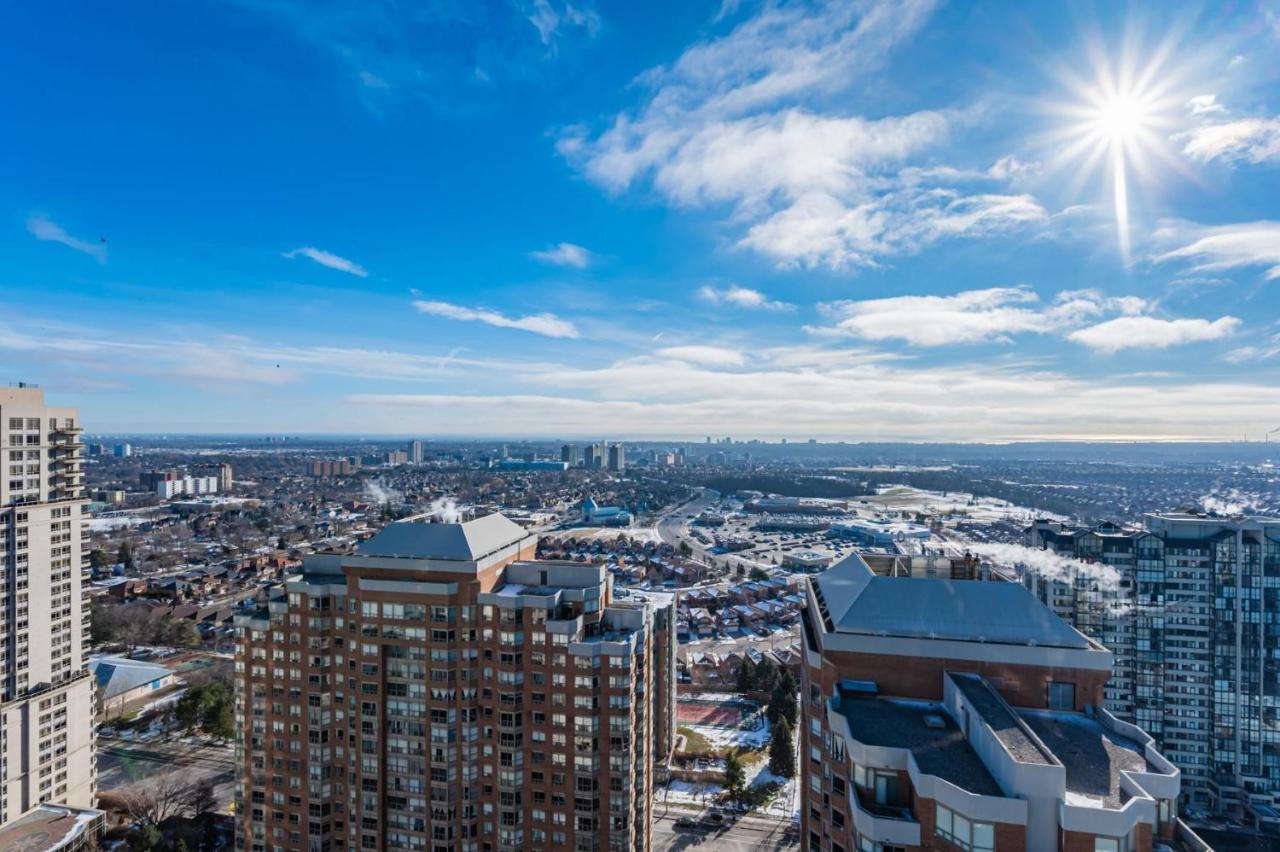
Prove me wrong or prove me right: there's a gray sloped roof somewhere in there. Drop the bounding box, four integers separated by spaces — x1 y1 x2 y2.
89 656 174 700
815 553 1090 649
357 513 529 561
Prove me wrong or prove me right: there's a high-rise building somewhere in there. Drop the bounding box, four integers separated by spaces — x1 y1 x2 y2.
1024 512 1280 819
111 443 131 458
234 513 675 852
195 462 234 492
581 443 605 470
560 444 577 466
0 387 97 825
607 443 625 473
408 440 425 465
310 459 356 478
801 552 1189 852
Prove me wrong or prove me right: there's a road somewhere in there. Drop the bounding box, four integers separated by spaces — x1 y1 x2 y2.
652 811 800 851
97 736 238 812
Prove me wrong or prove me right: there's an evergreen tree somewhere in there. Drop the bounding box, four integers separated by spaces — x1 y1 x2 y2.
118 542 134 571
735 658 756 693
769 718 796 778
723 751 746 800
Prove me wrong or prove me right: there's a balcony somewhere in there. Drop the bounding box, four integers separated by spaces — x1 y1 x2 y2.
849 791 921 848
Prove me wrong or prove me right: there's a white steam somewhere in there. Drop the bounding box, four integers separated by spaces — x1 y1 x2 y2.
430 496 463 524
968 543 1123 592
1199 488 1250 515
364 478 402 505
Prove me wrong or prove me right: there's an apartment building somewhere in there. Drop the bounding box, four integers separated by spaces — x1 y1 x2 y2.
800 552 1186 852
1025 512 1280 825
0 386 96 826
233 512 676 852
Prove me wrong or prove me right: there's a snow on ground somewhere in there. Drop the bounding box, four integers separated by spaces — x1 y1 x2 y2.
89 516 148 532
743 753 800 818
685 715 771 749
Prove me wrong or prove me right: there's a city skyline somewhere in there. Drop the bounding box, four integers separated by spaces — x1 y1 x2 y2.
5 1 1280 440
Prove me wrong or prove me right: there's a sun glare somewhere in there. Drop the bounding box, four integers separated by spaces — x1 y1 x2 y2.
1047 34 1193 265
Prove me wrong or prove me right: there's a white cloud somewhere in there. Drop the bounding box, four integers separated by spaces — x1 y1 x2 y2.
812 287 1229 352
696 285 793 311
1186 94 1225 116
345 351 1280 440
530 242 592 268
1155 221 1280 280
1177 116 1280 164
559 0 1040 269
26 215 106 263
987 156 1041 182
654 345 745 366
525 0 599 46
1068 316 1240 353
412 300 579 338
284 246 368 277
1225 334 1280 363
813 287 1068 346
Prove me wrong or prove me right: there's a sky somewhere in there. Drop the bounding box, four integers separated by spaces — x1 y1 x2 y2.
4 0 1280 441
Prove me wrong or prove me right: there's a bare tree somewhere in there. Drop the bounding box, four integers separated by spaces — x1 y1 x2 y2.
117 772 195 824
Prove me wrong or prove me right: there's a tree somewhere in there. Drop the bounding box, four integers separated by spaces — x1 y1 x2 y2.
749 566 769 581
118 542 135 571
769 718 795 778
134 824 163 852
89 549 110 570
723 751 746 800
182 778 217 817
735 658 756 693
678 540 692 558
175 682 235 740
754 658 779 694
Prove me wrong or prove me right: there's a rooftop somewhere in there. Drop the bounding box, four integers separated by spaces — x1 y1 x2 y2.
835 695 1003 797
950 673 1054 765
813 552 1093 649
89 655 174 700
356 513 529 561
0 805 102 852
1020 709 1152 809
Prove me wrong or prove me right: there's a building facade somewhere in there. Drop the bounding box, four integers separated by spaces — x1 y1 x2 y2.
1025 513 1280 824
0 386 96 825
801 552 1187 852
234 513 675 852
607 445 625 474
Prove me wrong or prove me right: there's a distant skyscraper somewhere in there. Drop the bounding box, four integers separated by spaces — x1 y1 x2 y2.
607 443 625 473
0 387 96 824
111 443 131 458
560 443 576 466
583 443 606 469
1025 512 1280 818
407 440 424 464
234 514 675 852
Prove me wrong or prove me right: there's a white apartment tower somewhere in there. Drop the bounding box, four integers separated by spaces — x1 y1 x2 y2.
0 385 95 824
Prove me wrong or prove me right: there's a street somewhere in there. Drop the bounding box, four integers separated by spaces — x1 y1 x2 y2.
652 811 800 851
97 736 238 813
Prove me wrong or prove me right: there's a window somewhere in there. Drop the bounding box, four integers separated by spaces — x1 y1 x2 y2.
1095 837 1130 852
935 804 994 852
1047 681 1076 711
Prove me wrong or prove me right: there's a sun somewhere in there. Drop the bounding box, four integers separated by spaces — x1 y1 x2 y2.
1046 37 1192 264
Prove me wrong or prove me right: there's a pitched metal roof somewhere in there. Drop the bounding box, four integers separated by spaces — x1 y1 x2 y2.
357 513 530 561
89 656 173 700
814 553 1091 649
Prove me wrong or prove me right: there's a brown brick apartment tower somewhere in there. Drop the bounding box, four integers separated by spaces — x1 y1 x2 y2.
234 513 675 852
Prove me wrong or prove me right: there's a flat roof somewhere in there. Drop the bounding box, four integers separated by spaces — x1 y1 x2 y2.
951 673 1054 765
1019 710 1151 808
0 805 101 852
835 696 1003 797
814 553 1091 649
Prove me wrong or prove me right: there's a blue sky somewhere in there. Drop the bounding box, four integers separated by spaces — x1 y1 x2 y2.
4 0 1280 440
